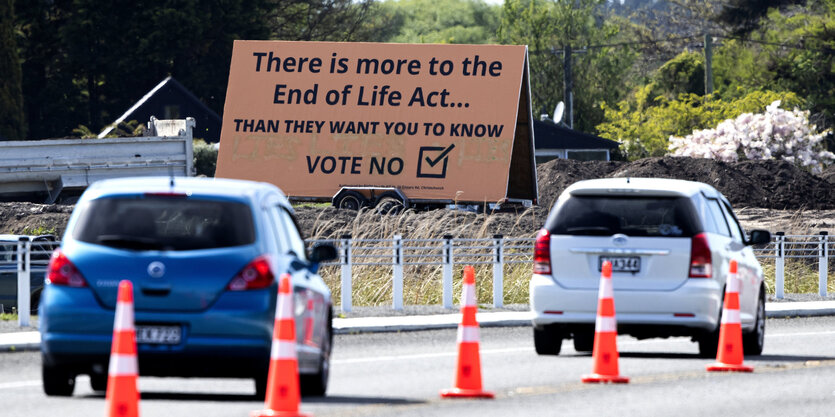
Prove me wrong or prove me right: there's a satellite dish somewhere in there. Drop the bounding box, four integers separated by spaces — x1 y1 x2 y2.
553 101 565 124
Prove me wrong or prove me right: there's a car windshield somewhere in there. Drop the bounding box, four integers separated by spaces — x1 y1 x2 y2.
72 196 256 251
549 196 699 237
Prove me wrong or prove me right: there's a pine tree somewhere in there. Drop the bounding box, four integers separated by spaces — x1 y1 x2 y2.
0 0 26 140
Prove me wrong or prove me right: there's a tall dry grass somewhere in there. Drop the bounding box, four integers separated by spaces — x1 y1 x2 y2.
305 207 540 307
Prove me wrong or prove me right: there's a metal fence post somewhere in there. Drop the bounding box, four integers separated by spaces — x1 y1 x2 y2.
775 232 784 299
340 235 352 313
493 234 504 308
393 235 403 310
820 231 829 297
17 237 31 327
443 234 453 309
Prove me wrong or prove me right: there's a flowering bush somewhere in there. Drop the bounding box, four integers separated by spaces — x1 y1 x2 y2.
669 101 835 174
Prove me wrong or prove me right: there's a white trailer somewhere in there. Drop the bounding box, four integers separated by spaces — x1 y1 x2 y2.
0 117 194 203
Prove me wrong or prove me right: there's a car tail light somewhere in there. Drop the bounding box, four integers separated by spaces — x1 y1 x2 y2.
46 250 88 287
533 229 552 275
689 233 712 278
227 256 275 291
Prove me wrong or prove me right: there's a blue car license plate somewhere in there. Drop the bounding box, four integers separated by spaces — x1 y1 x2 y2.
135 325 181 345
599 256 640 273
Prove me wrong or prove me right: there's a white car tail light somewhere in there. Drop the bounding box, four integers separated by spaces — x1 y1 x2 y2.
533 229 552 275
689 233 712 278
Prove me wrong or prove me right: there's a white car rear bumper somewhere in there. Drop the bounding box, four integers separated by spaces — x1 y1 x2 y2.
529 273 726 333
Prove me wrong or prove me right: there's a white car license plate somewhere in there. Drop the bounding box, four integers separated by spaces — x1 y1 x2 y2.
599 256 640 273
135 325 181 345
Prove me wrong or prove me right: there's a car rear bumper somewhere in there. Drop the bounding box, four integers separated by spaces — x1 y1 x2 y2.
40 285 274 377
529 273 723 335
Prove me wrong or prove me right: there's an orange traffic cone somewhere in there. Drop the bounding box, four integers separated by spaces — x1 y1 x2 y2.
440 265 494 399
582 261 629 384
707 260 753 373
252 273 311 417
106 280 140 417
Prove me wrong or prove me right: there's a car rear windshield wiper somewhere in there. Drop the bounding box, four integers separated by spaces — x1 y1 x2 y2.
96 235 167 251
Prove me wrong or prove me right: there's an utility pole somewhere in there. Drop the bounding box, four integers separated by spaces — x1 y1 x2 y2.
563 44 573 129
704 33 714 96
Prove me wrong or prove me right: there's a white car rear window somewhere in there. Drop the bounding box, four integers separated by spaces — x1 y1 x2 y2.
548 196 699 237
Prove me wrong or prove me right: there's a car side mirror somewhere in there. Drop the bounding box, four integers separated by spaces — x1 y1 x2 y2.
746 230 771 246
308 244 337 263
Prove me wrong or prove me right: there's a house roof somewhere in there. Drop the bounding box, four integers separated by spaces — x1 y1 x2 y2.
98 76 221 138
533 120 619 150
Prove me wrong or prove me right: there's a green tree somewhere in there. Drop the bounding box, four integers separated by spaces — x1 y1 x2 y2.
497 0 637 133
270 0 376 41
652 50 704 98
712 0 835 147
369 0 501 44
597 90 802 159
715 0 807 35
0 0 26 140
15 0 373 139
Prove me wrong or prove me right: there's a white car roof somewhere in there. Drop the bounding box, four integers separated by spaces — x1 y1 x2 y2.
81 176 292 208
564 177 723 199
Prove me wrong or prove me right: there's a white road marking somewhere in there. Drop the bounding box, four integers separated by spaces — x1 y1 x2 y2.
0 375 88 390
0 380 40 389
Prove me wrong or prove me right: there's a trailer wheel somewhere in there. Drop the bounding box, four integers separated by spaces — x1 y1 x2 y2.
334 191 367 211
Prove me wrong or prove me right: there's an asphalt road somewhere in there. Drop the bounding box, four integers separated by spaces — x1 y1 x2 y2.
2 316 835 417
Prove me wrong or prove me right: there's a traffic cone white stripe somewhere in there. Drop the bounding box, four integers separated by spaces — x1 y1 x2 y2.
276 294 293 319
595 316 617 333
108 353 139 376
463 284 476 306
598 278 614 299
457 325 480 343
727 272 740 292
721 309 741 324
271 340 298 360
114 301 135 331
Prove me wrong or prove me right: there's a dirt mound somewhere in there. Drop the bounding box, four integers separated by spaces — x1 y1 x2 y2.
536 157 835 211
0 203 74 237
822 164 835 184
536 159 624 210
2 157 834 238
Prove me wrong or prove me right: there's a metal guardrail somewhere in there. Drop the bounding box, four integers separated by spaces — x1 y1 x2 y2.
311 233 833 313
310 235 535 312
0 238 56 326
3 233 831 317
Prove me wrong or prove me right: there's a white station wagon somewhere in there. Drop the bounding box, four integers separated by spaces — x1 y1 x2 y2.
530 177 770 357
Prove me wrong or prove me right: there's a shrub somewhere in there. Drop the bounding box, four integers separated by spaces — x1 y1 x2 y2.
193 139 218 177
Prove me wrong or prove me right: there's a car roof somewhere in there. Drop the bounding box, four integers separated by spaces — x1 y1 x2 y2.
81 176 291 208
564 177 724 199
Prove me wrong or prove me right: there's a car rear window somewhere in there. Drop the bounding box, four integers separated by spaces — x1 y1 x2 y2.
72 197 256 251
547 196 699 237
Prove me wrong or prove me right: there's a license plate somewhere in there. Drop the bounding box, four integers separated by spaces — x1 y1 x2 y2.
599 256 640 273
135 325 181 345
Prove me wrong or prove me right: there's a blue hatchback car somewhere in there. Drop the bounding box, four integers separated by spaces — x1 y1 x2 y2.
39 177 336 397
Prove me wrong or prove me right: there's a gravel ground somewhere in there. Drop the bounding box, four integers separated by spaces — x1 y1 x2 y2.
0 316 38 333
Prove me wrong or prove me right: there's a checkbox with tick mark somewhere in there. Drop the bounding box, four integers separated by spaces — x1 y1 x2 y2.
417 144 456 178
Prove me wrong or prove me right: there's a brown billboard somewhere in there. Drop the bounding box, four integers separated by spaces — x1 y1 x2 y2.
216 40 535 203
